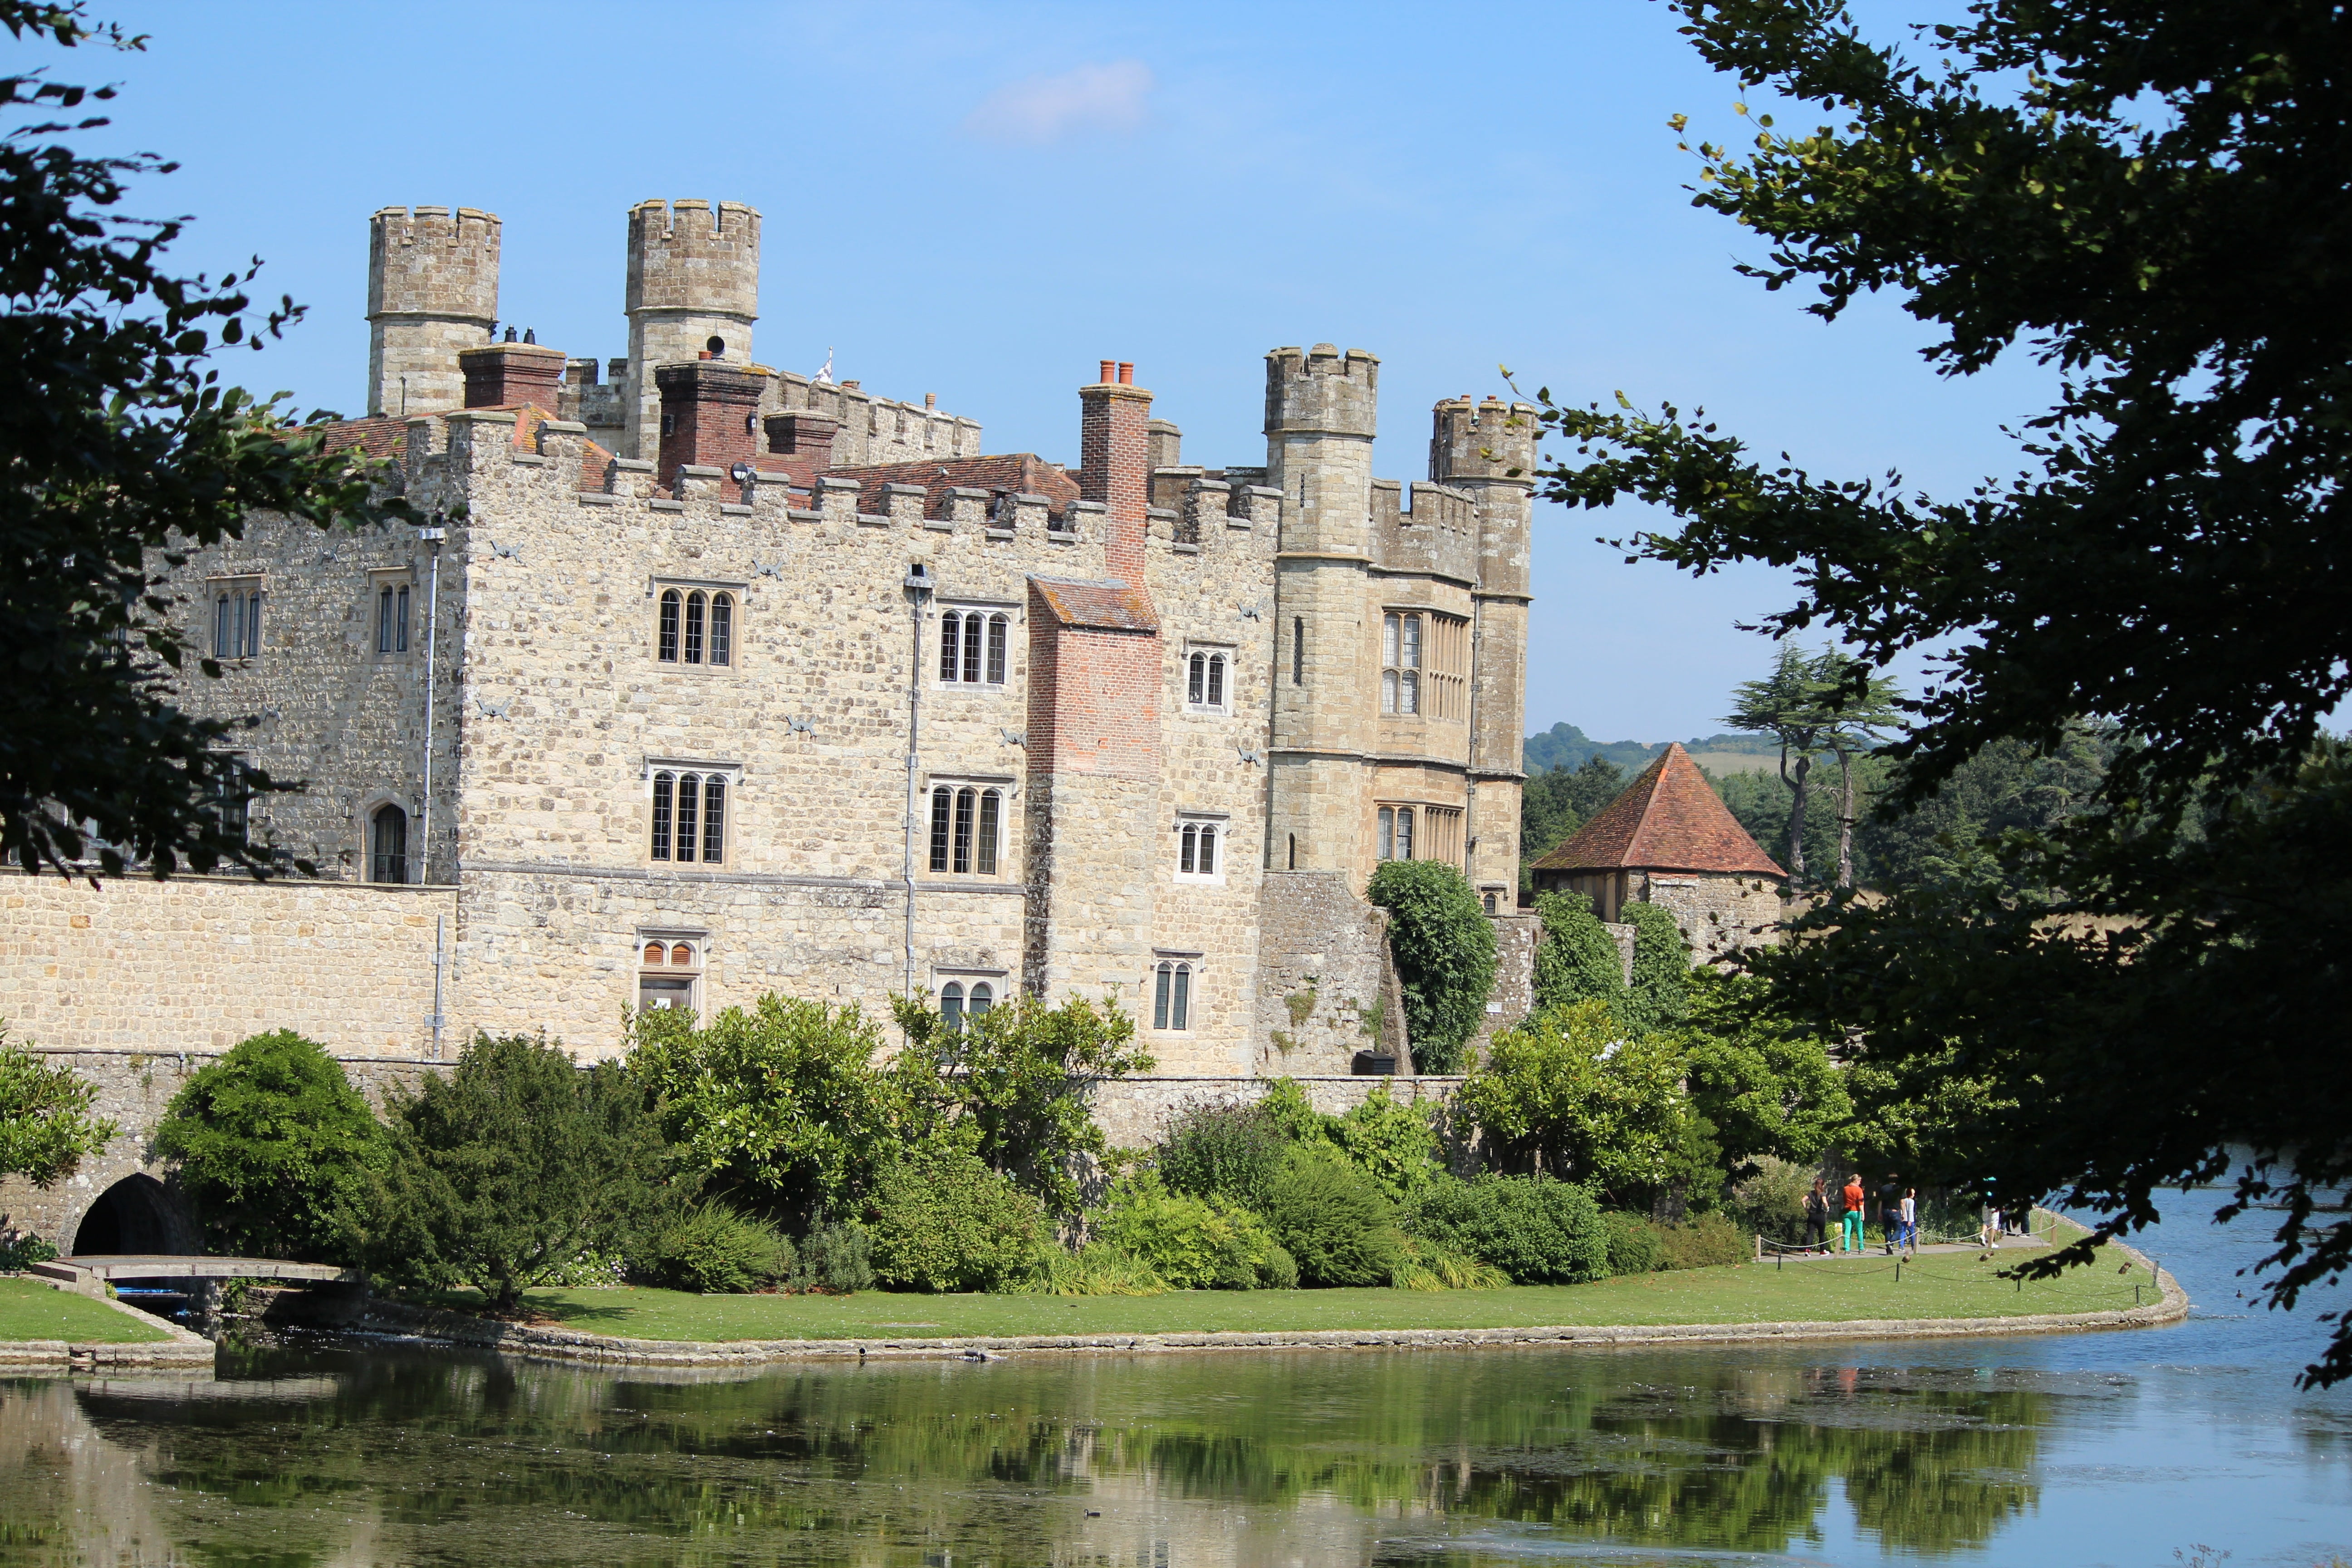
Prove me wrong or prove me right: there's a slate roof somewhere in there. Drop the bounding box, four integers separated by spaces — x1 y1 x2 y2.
1028 575 1158 633
1530 742 1786 877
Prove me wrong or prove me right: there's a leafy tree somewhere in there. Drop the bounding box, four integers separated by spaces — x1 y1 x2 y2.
1460 1000 1695 1205
0 1029 115 1184
358 1034 680 1311
627 995 902 1225
891 992 1152 1216
1712 765 1854 888
1254 1077 1446 1202
1722 644 1837 883
1859 730 2111 890
1367 859 1496 1072
154 1029 380 1260
1524 0 2352 1381
1813 657 1904 888
0 2 409 879
1673 971 1851 1174
1530 890 1628 1013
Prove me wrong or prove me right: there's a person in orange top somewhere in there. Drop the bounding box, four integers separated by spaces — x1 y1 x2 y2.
1840 1174 1867 1254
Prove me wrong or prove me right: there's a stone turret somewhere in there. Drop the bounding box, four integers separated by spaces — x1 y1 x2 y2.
1431 394 1540 903
622 199 760 459
1264 345 1380 881
367 206 499 418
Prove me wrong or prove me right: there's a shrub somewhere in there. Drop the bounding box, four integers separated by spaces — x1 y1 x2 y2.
1366 860 1495 1073
1015 1240 1169 1297
1658 1210 1750 1271
1097 1174 1284 1289
1620 902 1691 1033
1259 1150 1405 1287
866 1148 1045 1292
791 1220 874 1294
1460 1000 1697 1205
1602 1210 1667 1276
155 1030 381 1262
1158 1101 1288 1209
1391 1234 1509 1291
0 1228 57 1272
1531 892 1627 1013
1732 1156 1813 1243
645 1204 794 1294
354 1034 681 1311
1250 1079 1443 1202
1404 1173 1610 1284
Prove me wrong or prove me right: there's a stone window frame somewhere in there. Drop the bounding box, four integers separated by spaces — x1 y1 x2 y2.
926 774 1013 877
367 566 414 658
1172 810 1229 885
653 577 745 672
644 758 743 867
637 927 708 1016
936 601 1016 691
934 967 1006 1032
1379 608 1424 716
206 573 265 663
358 789 416 885
1183 642 1234 716
1377 800 1464 866
1150 949 1205 1033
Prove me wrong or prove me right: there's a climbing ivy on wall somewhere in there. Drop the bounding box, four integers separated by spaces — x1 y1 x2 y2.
1530 892 1626 1014
1620 902 1692 1035
1366 861 1495 1075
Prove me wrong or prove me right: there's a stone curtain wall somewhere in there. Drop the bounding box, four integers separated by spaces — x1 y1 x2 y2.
1638 872 1784 965
1249 872 1408 1074
1087 1073 1460 1153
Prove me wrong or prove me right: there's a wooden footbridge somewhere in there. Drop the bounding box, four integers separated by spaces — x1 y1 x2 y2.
32 1255 361 1299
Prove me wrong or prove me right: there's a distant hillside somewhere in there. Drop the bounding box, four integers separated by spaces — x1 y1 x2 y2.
1523 721 1781 776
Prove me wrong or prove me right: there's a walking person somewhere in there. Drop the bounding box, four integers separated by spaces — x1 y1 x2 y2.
1899 1187 1918 1256
1881 1176 1903 1255
1803 1178 1830 1253
1840 1173 1866 1254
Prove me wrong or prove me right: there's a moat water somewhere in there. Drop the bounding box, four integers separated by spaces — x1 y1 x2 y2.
2 1188 2347 1568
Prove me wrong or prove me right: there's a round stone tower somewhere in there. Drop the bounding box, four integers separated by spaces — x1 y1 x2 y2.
622 198 761 460
367 206 500 418
1264 344 1380 882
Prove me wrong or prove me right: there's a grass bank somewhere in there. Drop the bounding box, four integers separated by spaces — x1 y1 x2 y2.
462 1243 2158 1344
0 1278 173 1344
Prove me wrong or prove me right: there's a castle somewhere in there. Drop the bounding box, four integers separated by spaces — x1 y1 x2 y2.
7 198 1540 1084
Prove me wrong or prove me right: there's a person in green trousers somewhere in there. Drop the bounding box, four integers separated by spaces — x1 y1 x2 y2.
1841 1175 1867 1254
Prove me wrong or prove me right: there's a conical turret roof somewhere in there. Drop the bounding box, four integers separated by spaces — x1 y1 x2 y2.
1530 743 1785 877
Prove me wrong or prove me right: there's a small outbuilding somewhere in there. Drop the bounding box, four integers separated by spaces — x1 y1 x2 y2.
1528 742 1785 961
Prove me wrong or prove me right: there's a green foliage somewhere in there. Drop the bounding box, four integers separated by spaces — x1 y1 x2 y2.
1733 1157 1815 1244
789 1221 874 1294
355 1034 681 1311
0 1029 117 1186
0 1229 57 1271
1259 1149 1406 1287
1657 1212 1751 1272
1602 1211 1666 1276
626 996 900 1225
891 991 1152 1216
1460 1000 1695 1205
866 1147 1045 1293
1675 970 1852 1171
1013 1240 1172 1297
1389 1234 1509 1291
1519 754 1628 891
1619 902 1690 1034
1157 1100 1287 1210
1525 0 2352 1383
0 7 422 880
154 1029 380 1261
1403 1173 1609 1284
1246 1079 1442 1202
1530 892 1627 1014
1096 1174 1283 1290
642 1204 793 1295
1365 860 1495 1073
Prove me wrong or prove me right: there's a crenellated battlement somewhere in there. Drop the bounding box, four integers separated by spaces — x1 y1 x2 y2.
1370 478 1478 581
625 198 760 320
1264 343 1379 439
368 206 500 321
1430 393 1539 484
767 369 981 464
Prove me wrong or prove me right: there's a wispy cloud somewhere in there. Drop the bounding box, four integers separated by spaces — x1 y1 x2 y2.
963 59 1154 145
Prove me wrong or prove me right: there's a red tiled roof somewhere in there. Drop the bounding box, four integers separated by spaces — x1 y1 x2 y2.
282 416 408 461
1028 575 1158 632
1530 743 1785 877
828 453 1078 517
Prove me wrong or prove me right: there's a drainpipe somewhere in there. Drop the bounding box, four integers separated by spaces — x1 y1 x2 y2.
902 561 935 1000
1464 596 1482 888
416 517 446 883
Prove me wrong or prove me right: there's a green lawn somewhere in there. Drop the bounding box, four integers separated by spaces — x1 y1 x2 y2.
0 1277 173 1343
481 1245 2161 1344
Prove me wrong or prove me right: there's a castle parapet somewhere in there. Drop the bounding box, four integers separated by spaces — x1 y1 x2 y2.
368 206 500 419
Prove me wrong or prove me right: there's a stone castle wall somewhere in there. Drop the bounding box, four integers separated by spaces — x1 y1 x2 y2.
1638 872 1784 964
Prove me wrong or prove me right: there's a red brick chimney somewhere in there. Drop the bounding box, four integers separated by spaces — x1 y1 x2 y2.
763 409 840 467
656 360 765 482
459 343 565 410
1079 359 1152 584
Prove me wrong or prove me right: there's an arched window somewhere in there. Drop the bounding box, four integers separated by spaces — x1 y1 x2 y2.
215 593 231 658
1177 821 1220 879
651 772 674 860
675 771 701 861
985 614 1008 684
930 784 1003 875
701 775 726 863
638 938 698 1013
1188 652 1205 704
940 609 1009 686
658 589 681 662
1207 653 1224 708
968 981 994 1018
941 980 965 1031
369 803 408 885
1382 612 1422 715
1152 961 1193 1031
683 590 706 665
939 611 962 682
1186 651 1229 712
708 593 732 667
244 590 262 658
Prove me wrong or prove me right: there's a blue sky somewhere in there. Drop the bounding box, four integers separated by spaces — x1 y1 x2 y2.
40 0 2046 742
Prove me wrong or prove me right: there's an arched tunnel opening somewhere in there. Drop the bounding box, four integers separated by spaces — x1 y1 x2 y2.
71 1173 184 1258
